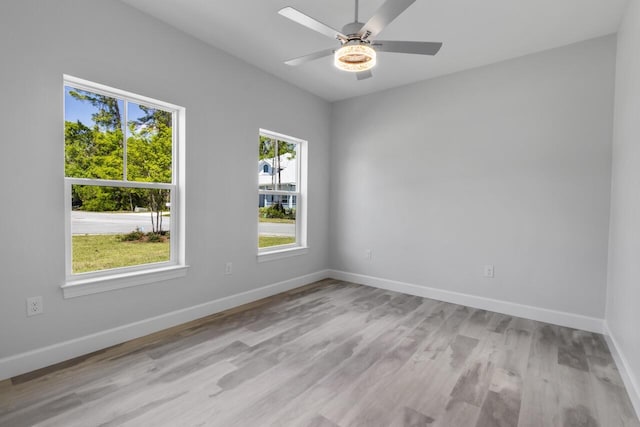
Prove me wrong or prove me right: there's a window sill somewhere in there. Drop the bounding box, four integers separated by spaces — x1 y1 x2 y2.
61 265 189 298
257 246 308 263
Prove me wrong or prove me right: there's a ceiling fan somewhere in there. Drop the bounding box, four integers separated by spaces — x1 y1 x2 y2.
278 0 443 80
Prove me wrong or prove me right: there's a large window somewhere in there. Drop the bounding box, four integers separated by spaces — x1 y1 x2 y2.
258 129 307 257
63 75 185 296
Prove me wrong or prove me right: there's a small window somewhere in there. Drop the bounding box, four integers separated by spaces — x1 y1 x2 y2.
63 75 186 294
258 129 307 255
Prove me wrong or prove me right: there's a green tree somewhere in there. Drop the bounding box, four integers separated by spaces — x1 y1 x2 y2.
259 136 296 188
65 91 125 211
67 89 122 130
127 106 173 233
258 136 297 212
64 120 94 178
65 90 173 233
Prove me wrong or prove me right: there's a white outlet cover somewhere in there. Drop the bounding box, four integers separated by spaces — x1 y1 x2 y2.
484 265 495 278
26 296 43 316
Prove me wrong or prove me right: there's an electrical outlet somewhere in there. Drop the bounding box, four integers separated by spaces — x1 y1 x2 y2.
365 249 372 261
225 262 232 275
26 296 43 316
483 265 495 278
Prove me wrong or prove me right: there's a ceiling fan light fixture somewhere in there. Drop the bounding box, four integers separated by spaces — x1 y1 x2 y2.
334 43 376 72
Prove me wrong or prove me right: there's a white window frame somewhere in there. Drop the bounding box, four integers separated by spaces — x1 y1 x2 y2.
61 75 187 298
258 129 308 261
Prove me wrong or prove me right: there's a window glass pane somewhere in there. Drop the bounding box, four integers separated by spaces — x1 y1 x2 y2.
127 102 173 183
258 137 298 191
64 86 124 179
71 185 171 273
258 194 296 248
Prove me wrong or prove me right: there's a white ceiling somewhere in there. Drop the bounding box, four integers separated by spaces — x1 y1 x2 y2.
121 0 628 102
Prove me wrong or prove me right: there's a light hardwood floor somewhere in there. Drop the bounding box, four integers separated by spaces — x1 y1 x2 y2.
0 279 638 427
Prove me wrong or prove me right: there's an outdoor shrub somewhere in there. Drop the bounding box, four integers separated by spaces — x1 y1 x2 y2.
260 205 296 219
146 232 163 243
120 228 145 242
260 205 284 219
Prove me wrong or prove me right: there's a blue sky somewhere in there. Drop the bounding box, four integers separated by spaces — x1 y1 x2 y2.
64 86 147 126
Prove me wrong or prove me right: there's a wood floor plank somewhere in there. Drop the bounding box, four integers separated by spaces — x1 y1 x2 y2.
2 353 161 427
432 397 481 427
2 352 156 423
139 287 400 426
589 375 640 427
419 312 522 425
305 414 341 427
458 308 494 339
0 380 14 415
220 294 429 426
0 281 638 427
556 365 600 427
394 406 436 426
517 323 562 427
336 305 476 427
518 375 561 427
446 328 505 410
319 301 455 424
475 368 523 427
267 299 441 426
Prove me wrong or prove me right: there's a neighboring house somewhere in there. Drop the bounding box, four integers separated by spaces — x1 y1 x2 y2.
258 153 297 209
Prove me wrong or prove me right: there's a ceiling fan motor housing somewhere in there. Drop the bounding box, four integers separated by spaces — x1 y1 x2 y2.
341 21 365 38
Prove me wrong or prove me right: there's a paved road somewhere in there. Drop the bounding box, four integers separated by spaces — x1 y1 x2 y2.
71 211 169 235
72 211 295 237
258 222 295 237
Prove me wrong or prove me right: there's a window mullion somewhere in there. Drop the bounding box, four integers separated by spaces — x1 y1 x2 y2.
123 100 128 181
64 180 72 279
64 177 173 190
258 190 298 197
275 138 279 191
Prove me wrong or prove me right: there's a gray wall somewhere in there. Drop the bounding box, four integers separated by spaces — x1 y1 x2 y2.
0 0 331 358
329 36 616 318
0 0 623 374
607 0 640 404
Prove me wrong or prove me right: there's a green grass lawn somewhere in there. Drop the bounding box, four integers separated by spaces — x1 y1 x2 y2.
72 234 169 273
73 233 295 272
259 235 295 248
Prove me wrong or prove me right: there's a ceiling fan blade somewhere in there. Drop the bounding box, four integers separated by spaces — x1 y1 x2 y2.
356 70 373 80
284 48 335 66
372 40 442 55
359 0 416 40
278 7 347 41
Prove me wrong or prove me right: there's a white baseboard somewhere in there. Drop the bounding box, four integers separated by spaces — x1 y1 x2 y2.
603 322 640 421
0 269 331 381
328 270 604 333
